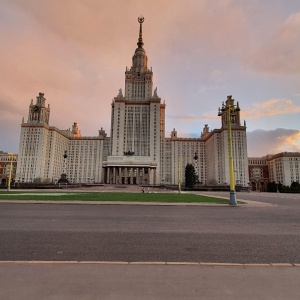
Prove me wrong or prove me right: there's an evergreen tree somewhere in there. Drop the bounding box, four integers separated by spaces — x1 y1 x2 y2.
185 163 197 188
291 181 300 193
267 181 279 192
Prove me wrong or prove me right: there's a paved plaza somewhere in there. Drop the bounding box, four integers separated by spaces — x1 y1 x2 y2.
1 188 300 299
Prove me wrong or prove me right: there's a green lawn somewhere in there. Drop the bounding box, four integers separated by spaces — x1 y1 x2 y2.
0 191 229 204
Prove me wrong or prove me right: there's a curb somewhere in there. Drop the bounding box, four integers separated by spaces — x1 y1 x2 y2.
0 199 275 207
0 261 297 267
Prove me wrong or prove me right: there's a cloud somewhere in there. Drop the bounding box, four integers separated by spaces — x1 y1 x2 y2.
1 0 300 154
185 97 300 123
247 128 300 156
170 131 202 139
169 114 202 121
251 12 300 75
168 111 221 127
241 98 300 119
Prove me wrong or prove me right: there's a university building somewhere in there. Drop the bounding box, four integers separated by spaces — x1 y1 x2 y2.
16 17 249 186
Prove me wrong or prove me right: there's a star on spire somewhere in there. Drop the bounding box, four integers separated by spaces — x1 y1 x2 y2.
137 16 144 48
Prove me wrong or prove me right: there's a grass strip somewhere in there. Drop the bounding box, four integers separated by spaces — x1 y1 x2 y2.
0 192 229 203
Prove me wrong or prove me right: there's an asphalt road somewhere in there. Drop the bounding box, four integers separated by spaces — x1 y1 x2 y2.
202 190 300 208
0 192 300 263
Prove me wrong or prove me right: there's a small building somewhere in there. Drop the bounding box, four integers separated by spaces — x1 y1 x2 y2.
0 151 18 186
248 156 269 191
248 152 300 190
267 152 300 186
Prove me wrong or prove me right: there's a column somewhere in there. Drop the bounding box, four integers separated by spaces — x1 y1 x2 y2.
101 168 105 184
148 167 151 185
119 167 122 184
113 167 116 184
130 167 133 184
137 167 140 185
125 167 128 184
107 167 110 184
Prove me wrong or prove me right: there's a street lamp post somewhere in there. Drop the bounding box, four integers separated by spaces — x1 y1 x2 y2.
218 96 240 206
0 165 3 186
7 153 16 192
162 177 166 190
193 152 199 186
178 156 181 193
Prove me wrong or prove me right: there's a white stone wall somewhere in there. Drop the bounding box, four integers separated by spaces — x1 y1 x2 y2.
67 138 104 183
16 125 50 182
267 154 300 186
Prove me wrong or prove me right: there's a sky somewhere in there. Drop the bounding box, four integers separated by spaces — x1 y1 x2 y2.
0 0 300 156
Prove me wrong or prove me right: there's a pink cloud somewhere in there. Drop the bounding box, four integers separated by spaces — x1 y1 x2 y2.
169 114 202 121
199 98 300 121
247 129 300 156
251 12 300 75
241 98 300 119
1 0 300 154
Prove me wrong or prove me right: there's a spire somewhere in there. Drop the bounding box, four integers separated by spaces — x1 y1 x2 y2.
137 16 144 48
131 16 148 72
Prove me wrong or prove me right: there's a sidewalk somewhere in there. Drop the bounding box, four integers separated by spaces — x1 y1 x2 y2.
0 262 299 300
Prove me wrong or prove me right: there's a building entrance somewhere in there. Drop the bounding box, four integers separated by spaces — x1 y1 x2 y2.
103 166 156 185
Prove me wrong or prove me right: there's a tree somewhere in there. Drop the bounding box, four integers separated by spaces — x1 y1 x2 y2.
185 163 197 188
267 181 283 192
291 181 300 193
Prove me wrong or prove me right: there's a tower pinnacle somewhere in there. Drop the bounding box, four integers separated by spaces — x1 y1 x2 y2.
137 16 144 48
131 16 148 73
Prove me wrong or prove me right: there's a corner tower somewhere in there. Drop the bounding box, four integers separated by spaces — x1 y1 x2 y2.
27 92 50 125
17 92 52 182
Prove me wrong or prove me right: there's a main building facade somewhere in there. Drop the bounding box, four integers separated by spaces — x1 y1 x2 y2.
16 18 249 186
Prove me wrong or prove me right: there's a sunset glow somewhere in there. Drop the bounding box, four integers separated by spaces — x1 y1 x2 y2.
1 0 299 156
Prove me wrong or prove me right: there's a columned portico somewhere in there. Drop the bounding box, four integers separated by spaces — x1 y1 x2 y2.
103 156 157 185
103 165 156 185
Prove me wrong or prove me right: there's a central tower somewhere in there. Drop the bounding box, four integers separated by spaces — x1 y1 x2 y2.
105 17 166 185
124 16 153 101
